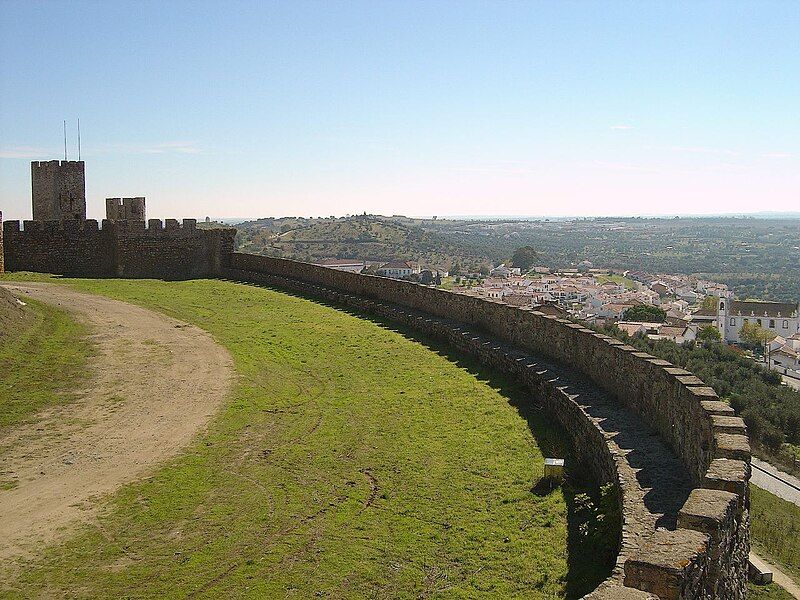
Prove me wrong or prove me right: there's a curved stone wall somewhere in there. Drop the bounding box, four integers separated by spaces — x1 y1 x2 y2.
225 252 751 600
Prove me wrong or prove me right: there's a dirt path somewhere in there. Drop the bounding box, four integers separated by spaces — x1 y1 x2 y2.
0 282 234 560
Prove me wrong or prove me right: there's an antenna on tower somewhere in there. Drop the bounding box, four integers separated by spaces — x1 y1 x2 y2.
77 118 81 160
63 120 68 160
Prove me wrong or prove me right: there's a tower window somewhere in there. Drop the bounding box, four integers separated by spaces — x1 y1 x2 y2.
730 318 735 326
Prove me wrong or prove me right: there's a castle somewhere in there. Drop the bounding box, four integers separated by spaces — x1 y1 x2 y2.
0 161 752 599
2 161 235 279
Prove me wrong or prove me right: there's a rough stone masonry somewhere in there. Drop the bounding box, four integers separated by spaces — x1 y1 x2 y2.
31 160 86 221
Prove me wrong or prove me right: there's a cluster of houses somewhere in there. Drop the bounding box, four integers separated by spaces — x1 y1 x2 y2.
313 257 800 378
454 266 800 377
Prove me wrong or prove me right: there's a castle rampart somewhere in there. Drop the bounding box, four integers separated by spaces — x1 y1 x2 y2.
0 226 750 598
2 218 235 279
222 252 751 600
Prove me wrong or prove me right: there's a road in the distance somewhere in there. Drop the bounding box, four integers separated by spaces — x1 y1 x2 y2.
783 375 800 391
751 457 800 507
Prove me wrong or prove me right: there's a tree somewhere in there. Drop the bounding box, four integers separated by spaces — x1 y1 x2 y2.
701 295 719 311
739 321 776 356
622 304 667 323
697 325 721 343
511 246 539 271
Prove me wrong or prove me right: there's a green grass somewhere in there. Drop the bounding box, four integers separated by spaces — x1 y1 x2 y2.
0 275 608 598
748 582 795 599
594 274 635 290
0 293 92 429
750 484 800 582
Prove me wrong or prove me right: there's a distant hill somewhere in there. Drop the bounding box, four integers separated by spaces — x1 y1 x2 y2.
234 214 800 301
235 215 494 271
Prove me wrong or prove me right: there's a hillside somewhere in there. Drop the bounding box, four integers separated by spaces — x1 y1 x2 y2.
235 215 800 301
235 215 494 271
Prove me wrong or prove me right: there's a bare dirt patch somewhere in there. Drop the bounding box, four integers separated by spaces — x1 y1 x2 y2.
0 286 31 338
0 282 233 559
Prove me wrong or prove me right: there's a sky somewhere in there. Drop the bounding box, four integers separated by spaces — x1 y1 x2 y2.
0 0 798 221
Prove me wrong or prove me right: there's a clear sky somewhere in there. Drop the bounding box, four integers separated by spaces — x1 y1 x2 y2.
1 0 798 220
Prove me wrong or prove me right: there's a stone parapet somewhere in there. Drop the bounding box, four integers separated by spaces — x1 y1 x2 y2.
1 219 236 280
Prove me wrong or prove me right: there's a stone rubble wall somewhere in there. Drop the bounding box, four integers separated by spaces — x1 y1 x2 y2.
1 218 235 280
225 252 751 600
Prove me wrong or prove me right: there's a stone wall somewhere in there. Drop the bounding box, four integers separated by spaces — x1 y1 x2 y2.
2 219 235 280
224 252 751 600
0 211 4 274
31 160 86 221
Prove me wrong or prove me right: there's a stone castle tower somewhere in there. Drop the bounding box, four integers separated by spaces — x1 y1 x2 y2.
31 160 86 221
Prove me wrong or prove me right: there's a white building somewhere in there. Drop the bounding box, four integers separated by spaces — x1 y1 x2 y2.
717 300 800 343
314 258 365 273
376 260 420 279
768 334 800 375
490 264 521 277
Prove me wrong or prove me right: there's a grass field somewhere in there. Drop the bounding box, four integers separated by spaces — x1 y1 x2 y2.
748 582 795 599
0 275 607 598
594 274 635 290
0 291 92 431
750 484 800 582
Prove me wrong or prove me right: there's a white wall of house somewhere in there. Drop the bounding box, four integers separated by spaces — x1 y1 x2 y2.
718 300 800 343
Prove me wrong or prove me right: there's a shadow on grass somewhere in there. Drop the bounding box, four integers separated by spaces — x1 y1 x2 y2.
231 277 615 598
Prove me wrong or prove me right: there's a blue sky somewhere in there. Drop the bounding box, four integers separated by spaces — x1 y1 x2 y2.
1 0 798 220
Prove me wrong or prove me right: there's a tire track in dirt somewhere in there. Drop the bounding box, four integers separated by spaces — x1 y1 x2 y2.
0 282 234 560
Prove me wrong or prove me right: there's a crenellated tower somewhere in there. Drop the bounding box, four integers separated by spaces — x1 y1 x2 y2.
31 160 86 221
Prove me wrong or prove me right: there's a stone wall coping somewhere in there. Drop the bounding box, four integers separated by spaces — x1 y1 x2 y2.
701 400 736 416
624 529 709 593
678 488 738 535
714 433 751 461
702 459 749 496
711 415 747 435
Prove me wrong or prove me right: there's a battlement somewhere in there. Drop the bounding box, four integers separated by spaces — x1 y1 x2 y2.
2 218 235 279
5 218 202 235
31 160 85 169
